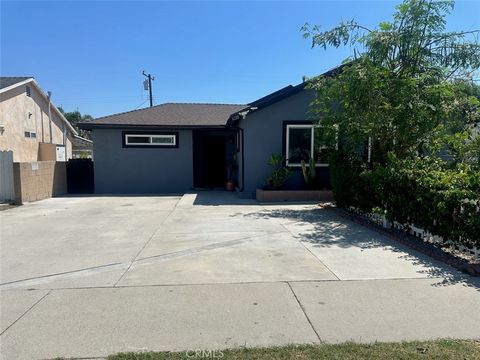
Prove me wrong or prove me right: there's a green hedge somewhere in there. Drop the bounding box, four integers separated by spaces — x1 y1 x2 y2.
330 154 480 248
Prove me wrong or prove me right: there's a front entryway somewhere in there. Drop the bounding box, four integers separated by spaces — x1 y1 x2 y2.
193 130 236 188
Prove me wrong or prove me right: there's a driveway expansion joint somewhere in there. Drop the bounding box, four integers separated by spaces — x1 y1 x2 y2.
0 262 125 290
2 276 454 292
134 231 286 263
113 197 181 286
286 281 322 343
0 290 51 336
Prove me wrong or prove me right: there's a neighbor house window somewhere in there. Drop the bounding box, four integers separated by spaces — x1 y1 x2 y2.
24 131 36 139
285 124 328 166
26 86 31 97
123 132 178 148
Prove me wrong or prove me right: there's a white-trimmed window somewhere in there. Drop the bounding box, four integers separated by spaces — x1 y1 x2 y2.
124 133 177 147
285 124 328 167
24 131 36 139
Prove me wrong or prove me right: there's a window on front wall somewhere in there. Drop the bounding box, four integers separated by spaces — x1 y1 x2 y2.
124 133 178 147
285 124 328 166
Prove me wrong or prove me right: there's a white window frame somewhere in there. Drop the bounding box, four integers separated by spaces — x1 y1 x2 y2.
285 124 328 167
24 131 36 139
124 134 176 146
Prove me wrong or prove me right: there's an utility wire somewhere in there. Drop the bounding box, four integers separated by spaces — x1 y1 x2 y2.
134 99 148 110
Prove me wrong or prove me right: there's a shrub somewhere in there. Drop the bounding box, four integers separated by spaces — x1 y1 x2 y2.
328 152 362 208
331 155 480 248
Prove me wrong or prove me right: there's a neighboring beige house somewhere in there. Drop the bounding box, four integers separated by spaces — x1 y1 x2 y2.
0 77 77 162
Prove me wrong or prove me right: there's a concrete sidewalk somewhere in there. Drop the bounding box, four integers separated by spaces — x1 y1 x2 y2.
1 279 479 359
1 193 479 359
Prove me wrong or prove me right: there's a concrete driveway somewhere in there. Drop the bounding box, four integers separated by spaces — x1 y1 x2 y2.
1 192 479 359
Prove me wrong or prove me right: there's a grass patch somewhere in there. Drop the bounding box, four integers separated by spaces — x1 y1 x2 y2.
107 339 480 360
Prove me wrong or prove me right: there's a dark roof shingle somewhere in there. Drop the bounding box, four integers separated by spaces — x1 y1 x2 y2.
0 77 33 90
80 63 348 130
80 103 247 129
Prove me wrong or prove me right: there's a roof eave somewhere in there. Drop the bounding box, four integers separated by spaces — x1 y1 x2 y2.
2 78 78 136
78 123 230 131
239 62 350 116
73 134 93 143
249 83 306 110
0 78 35 94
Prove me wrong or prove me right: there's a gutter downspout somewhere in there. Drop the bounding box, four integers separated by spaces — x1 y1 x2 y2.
47 91 53 143
227 109 251 193
239 127 245 192
41 112 45 142
62 123 66 158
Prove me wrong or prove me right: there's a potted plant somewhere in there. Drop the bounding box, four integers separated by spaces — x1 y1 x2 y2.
265 154 291 190
225 163 235 191
256 154 333 202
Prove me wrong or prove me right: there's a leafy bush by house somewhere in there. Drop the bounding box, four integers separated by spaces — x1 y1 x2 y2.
335 155 480 248
328 152 362 207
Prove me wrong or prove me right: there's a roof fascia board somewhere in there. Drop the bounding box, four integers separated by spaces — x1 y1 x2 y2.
73 134 93 143
242 62 349 116
79 123 228 131
0 78 34 94
250 83 306 111
1 78 78 136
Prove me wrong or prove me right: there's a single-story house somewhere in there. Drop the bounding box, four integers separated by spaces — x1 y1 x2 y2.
80 68 341 198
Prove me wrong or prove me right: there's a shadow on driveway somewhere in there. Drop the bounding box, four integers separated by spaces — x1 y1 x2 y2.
192 191 257 206
233 206 480 291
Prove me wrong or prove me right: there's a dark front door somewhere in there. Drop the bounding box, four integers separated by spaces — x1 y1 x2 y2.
193 132 226 188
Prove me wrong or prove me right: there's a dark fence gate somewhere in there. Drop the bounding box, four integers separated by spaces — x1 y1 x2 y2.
66 159 94 194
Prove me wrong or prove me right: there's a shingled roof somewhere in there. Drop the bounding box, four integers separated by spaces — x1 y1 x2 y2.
0 77 33 90
80 103 247 129
79 63 349 130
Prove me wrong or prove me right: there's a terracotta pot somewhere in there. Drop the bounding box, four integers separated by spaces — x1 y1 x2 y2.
225 181 235 192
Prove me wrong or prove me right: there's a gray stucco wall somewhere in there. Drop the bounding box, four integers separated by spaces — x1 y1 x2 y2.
239 89 324 197
92 128 193 194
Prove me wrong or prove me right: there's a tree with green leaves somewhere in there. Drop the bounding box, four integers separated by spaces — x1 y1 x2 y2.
300 0 480 244
302 0 480 167
58 107 93 140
